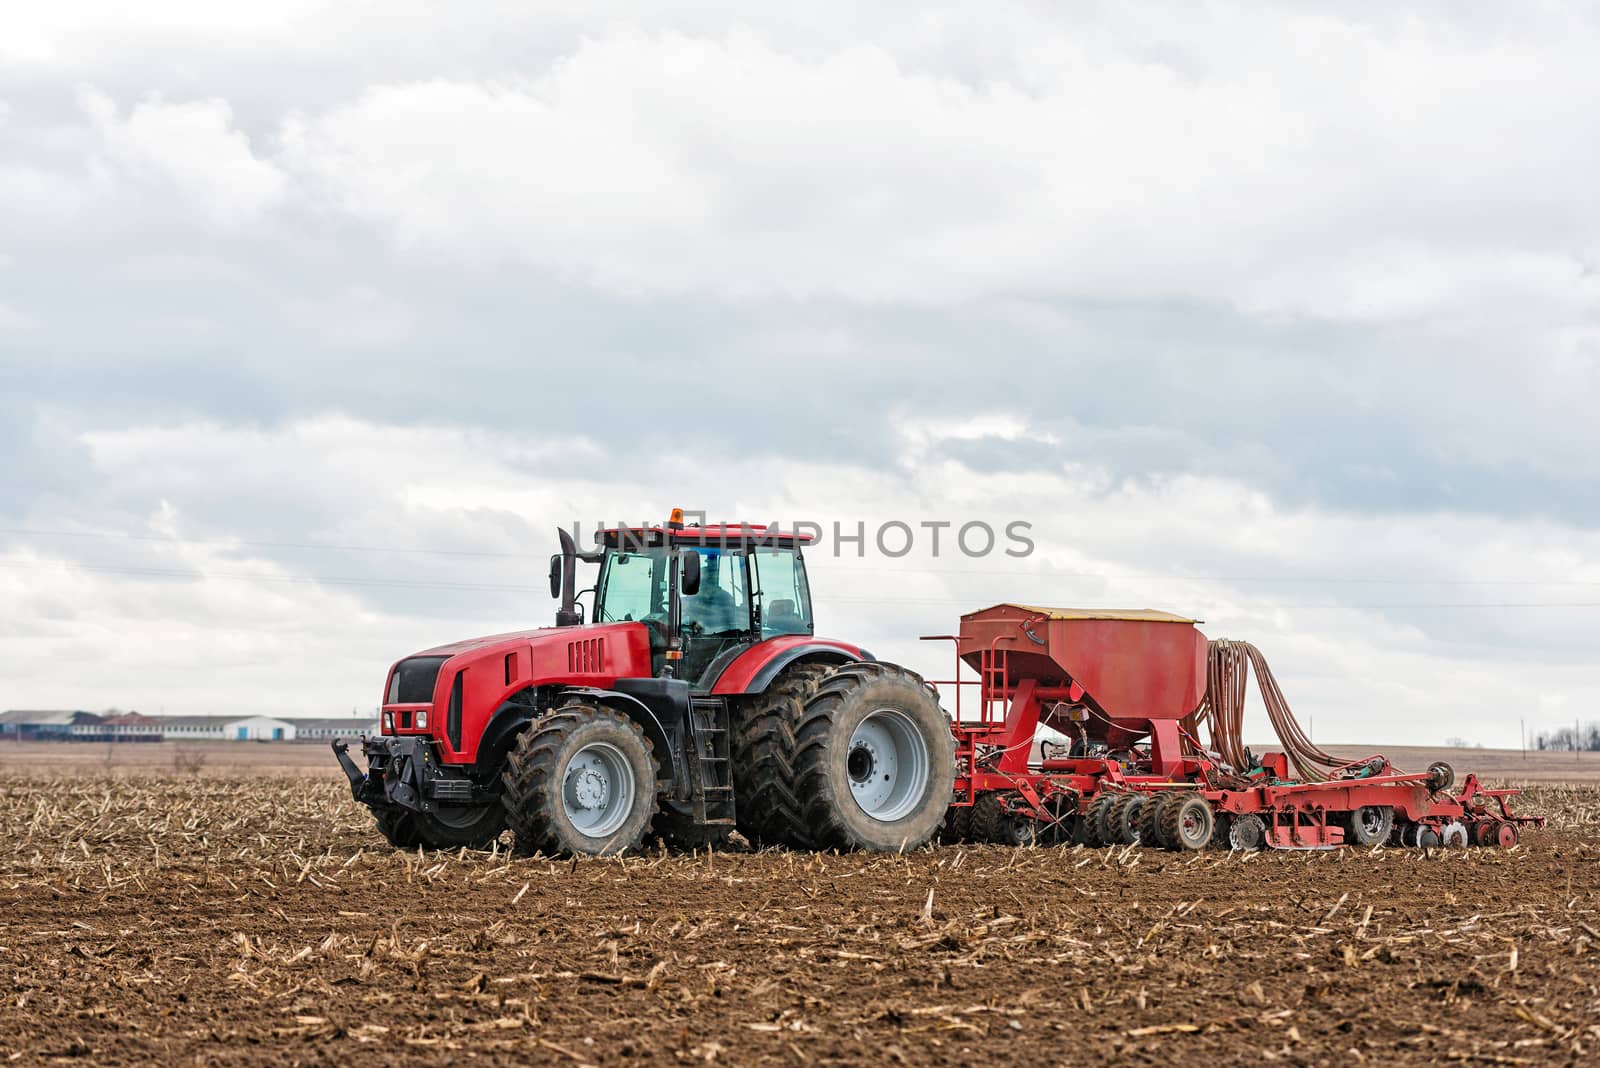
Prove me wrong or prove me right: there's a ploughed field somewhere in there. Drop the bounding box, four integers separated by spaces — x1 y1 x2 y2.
2 754 1599 1065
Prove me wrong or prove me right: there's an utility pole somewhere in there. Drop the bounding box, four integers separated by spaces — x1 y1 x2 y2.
1521 716 1526 762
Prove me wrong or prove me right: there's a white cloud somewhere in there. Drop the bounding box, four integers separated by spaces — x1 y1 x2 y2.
271 18 1600 313
1 412 1591 745
79 87 287 226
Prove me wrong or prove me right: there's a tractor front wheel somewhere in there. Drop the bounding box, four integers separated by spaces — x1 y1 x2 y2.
370 803 423 849
415 804 506 851
792 662 955 852
502 703 659 856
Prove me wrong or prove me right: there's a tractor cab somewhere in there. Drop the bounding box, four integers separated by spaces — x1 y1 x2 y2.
557 515 816 686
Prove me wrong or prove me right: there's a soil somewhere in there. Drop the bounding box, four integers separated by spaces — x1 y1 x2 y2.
1 750 1598 1065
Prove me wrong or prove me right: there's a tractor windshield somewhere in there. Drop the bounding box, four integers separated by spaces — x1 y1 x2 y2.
595 545 755 635
752 547 813 636
596 550 669 624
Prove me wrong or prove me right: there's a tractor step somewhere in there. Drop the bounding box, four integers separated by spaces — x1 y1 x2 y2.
689 697 736 828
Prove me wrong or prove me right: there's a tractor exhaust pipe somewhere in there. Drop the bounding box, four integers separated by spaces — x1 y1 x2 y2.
555 527 582 627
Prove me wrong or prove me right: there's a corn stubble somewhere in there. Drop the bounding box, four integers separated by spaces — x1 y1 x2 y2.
1 774 1597 1064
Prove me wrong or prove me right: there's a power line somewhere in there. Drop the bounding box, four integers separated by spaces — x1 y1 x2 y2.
0 526 531 559
1 559 1598 610
0 560 544 594
4 524 1599 587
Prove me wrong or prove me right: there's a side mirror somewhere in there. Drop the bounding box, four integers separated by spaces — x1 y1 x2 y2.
548 555 563 599
680 551 702 597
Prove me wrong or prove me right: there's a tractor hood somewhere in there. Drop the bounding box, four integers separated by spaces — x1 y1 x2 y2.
409 626 567 660
394 620 656 702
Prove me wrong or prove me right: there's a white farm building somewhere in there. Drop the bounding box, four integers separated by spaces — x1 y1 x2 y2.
160 715 297 741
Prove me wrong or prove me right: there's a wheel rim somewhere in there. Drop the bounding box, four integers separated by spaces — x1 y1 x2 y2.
1180 804 1207 843
846 709 930 822
562 741 636 837
1356 807 1385 839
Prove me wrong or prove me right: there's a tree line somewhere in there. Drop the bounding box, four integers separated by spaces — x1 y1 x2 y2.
1534 722 1600 751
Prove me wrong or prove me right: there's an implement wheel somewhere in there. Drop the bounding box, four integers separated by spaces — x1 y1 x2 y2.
970 793 1006 843
942 803 975 844
1084 795 1116 847
1346 805 1394 847
1109 795 1144 846
1138 793 1174 849
792 662 955 852
501 703 659 857
1161 793 1214 851
1493 821 1520 849
1228 812 1266 851
1209 810 1232 849
1426 761 1455 793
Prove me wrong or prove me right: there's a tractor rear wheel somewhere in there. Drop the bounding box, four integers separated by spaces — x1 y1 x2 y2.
371 803 423 849
416 804 506 850
731 664 829 848
501 703 659 857
1161 793 1214 851
792 662 955 852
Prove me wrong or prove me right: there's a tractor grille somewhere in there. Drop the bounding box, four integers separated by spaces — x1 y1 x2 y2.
389 656 448 705
567 637 605 673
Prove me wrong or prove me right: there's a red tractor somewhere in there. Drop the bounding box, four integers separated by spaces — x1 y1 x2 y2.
334 513 954 855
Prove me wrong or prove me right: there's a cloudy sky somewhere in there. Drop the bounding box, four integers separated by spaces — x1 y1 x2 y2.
3 2 1598 745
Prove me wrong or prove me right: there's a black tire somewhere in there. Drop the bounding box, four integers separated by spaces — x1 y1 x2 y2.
501 703 659 857
1002 815 1037 846
650 801 734 852
970 793 1006 843
1161 793 1214 851
1112 795 1144 846
792 662 955 852
1346 805 1393 847
1083 794 1115 847
415 804 506 850
731 664 829 848
1209 810 1232 849
1228 812 1266 851
1138 792 1172 849
942 803 975 844
371 803 422 849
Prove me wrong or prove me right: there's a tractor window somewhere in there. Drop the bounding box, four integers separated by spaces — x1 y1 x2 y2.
596 549 669 623
752 548 813 636
681 548 750 636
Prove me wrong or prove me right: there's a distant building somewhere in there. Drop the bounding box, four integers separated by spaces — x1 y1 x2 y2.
2 710 376 743
159 715 297 741
101 712 164 741
291 717 379 741
0 710 103 740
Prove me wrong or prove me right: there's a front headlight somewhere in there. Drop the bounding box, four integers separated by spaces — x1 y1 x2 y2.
382 711 394 731
416 710 429 729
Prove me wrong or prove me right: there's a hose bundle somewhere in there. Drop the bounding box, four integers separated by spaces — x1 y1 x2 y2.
1197 639 1345 783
